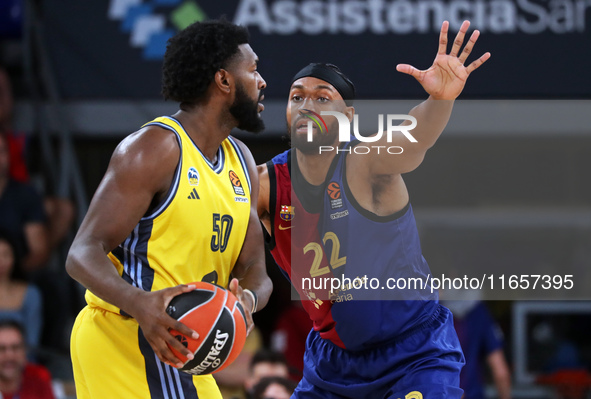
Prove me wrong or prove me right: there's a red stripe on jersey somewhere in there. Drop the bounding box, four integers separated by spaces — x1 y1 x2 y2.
267 152 345 348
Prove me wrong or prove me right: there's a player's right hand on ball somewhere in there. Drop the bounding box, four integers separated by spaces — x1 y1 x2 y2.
128 284 199 368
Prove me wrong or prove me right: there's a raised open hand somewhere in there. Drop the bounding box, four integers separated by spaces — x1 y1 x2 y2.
396 20 491 100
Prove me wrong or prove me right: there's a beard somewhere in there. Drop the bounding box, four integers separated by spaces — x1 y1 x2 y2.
287 116 339 155
229 84 265 133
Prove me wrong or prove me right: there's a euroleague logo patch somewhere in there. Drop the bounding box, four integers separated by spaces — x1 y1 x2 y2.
327 182 343 209
229 170 245 196
327 182 341 200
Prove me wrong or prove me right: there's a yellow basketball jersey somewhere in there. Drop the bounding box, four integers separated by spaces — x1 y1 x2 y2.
86 116 252 313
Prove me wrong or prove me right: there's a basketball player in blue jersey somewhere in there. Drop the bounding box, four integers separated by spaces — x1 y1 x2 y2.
66 19 272 398
258 21 490 398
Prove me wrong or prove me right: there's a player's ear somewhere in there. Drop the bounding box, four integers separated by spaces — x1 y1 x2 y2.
214 69 232 94
344 106 355 123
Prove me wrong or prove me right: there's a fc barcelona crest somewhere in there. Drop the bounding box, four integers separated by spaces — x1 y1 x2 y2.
280 205 295 221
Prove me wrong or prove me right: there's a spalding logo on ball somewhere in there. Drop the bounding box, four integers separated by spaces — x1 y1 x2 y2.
166 282 247 375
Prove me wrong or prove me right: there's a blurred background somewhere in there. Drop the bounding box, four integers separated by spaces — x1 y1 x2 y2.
1 0 590 398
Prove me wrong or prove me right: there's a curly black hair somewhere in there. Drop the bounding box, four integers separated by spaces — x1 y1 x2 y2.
162 19 250 105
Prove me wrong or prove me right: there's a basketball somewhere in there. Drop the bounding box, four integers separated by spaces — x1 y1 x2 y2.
166 282 247 375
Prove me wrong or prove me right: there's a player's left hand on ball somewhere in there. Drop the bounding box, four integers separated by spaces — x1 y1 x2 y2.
229 278 255 335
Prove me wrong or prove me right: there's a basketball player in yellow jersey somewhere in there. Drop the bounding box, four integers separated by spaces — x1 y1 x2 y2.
66 19 272 399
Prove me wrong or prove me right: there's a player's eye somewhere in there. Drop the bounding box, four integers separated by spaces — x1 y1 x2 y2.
291 95 302 102
317 97 329 103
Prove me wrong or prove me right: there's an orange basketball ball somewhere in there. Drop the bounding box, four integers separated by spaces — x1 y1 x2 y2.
166 282 247 375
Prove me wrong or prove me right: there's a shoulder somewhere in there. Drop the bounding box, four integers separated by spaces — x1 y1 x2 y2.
271 149 290 166
261 149 291 182
113 124 180 165
106 124 181 189
257 163 269 181
257 149 294 194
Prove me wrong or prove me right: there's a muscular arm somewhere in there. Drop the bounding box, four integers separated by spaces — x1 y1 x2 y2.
228 139 272 332
354 98 453 177
66 126 198 367
406 98 454 153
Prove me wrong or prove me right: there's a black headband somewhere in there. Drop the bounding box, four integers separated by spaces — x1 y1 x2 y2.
291 63 355 105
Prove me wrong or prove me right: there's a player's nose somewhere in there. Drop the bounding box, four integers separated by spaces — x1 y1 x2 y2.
300 97 317 110
258 73 267 90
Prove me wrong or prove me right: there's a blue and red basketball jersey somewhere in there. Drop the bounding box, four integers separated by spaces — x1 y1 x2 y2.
267 147 439 351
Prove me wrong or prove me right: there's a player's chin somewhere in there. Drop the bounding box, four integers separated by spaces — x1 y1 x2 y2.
292 128 328 144
241 120 265 134
291 137 321 154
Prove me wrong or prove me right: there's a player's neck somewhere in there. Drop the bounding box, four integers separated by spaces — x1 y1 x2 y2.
172 107 233 162
295 148 337 186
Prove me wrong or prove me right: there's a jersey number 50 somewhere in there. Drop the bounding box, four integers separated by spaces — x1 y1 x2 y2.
211 213 233 253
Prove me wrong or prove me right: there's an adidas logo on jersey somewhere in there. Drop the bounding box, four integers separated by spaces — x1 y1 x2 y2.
188 188 200 200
